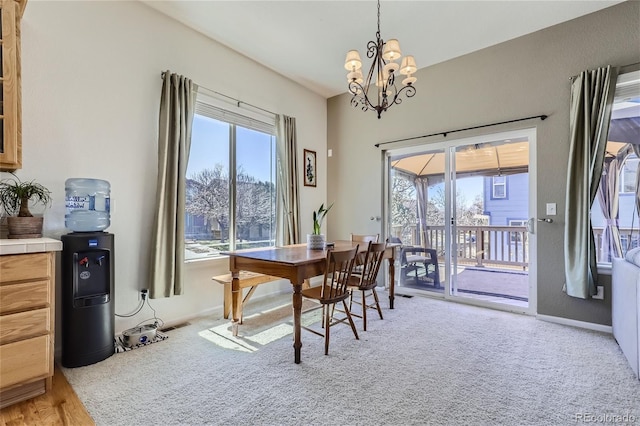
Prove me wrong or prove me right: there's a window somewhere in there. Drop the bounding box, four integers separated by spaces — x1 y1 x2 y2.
492 176 506 199
620 156 639 194
592 69 640 265
184 97 277 260
508 220 526 242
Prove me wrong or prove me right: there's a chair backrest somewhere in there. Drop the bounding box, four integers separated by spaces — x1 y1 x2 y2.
358 242 387 288
322 246 359 301
350 233 379 243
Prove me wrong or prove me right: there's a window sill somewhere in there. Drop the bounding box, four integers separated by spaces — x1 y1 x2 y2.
185 255 229 267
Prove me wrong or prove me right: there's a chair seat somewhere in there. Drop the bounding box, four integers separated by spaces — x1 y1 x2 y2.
348 274 376 291
302 285 350 304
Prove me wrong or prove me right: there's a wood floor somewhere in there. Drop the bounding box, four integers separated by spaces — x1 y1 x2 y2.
0 366 94 426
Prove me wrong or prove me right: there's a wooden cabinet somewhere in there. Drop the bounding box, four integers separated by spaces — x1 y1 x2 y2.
0 251 55 409
0 0 26 171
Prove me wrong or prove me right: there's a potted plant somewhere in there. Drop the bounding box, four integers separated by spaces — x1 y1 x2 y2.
0 173 52 239
307 203 332 250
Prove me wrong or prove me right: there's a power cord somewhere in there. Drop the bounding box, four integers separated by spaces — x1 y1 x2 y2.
115 298 144 318
115 289 164 328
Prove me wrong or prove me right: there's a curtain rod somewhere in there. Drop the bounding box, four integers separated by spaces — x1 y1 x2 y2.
374 114 548 148
569 61 640 81
160 71 276 117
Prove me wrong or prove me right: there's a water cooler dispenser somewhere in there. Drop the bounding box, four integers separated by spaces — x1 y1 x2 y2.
62 178 115 368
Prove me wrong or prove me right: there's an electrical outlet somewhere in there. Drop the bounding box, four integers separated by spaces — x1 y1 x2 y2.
140 289 148 301
593 285 604 300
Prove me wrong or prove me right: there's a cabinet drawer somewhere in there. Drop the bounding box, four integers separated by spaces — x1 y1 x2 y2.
0 280 50 313
0 253 51 283
0 308 50 345
0 335 51 389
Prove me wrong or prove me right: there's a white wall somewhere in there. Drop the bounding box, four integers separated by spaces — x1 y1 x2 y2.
17 1 327 348
327 1 640 326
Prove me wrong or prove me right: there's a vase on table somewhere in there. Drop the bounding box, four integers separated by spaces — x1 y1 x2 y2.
307 234 325 250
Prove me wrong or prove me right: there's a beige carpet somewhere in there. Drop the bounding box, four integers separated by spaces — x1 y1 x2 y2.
62 291 640 425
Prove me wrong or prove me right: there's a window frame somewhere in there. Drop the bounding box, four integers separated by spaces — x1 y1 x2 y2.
184 95 277 261
491 176 507 199
619 155 639 195
593 68 640 270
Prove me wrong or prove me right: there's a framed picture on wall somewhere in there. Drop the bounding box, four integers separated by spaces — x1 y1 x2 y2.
303 149 317 187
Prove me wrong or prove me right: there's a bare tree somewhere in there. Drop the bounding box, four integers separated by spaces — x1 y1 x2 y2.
391 174 417 241
186 165 275 242
186 165 229 239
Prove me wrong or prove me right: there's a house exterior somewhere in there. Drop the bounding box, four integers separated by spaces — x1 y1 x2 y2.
484 163 640 263
483 173 529 227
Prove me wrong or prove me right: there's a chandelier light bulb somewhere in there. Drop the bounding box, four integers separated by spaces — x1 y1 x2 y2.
344 50 362 71
400 55 418 76
382 39 402 62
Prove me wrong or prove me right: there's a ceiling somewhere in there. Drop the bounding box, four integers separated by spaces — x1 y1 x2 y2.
142 0 624 98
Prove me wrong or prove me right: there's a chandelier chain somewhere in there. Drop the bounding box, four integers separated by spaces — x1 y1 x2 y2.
376 0 381 39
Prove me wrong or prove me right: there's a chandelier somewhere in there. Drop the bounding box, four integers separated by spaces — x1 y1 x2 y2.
344 0 417 119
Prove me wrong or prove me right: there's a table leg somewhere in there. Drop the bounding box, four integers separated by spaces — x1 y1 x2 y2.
231 271 241 336
292 283 302 364
388 249 396 309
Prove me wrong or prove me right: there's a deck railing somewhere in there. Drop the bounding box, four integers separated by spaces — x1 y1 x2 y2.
592 227 640 262
392 225 528 270
392 225 640 268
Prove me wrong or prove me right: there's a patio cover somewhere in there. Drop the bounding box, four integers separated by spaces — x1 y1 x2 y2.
391 140 529 179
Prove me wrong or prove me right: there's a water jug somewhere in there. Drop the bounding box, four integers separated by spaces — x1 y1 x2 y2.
65 178 111 232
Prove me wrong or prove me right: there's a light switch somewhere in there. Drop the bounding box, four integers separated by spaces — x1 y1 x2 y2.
546 203 557 215
328 149 333 157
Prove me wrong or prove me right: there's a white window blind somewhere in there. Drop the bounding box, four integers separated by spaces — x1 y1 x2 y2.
195 91 275 135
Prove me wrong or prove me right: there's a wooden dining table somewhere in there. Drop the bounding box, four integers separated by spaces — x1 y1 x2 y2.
223 240 398 363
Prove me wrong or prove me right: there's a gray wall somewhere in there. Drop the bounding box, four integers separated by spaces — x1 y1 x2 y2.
326 1 640 325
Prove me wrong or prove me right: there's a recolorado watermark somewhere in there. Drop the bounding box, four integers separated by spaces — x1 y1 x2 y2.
574 413 636 423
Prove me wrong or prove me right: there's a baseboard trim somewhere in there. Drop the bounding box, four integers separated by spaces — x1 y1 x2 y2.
536 314 612 334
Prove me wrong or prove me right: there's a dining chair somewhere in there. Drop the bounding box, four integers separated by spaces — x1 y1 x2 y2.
350 233 380 243
348 241 386 331
350 233 380 268
301 246 360 355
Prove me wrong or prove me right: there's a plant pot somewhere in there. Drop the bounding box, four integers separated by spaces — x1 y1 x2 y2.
307 233 325 250
7 216 44 239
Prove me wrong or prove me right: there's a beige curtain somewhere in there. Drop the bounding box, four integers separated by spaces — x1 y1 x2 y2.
414 176 429 248
596 155 624 262
564 66 617 299
149 71 196 298
275 115 300 246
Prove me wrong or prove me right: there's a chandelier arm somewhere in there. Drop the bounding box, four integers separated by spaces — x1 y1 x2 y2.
348 81 374 112
387 84 417 108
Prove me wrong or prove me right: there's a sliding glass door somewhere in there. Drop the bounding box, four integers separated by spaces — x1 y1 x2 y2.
389 147 447 295
385 129 537 314
449 139 531 309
